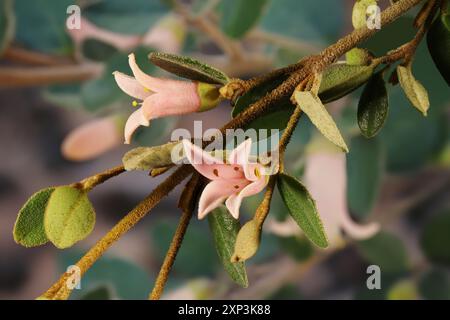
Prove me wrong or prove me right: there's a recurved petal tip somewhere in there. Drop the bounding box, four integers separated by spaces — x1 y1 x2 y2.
124 108 150 144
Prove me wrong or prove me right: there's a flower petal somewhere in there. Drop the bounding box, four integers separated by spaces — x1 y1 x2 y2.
340 214 380 240
182 140 244 180
198 179 246 219
128 53 174 92
229 139 252 166
61 116 122 161
225 177 267 219
124 107 149 144
113 71 152 100
141 85 201 120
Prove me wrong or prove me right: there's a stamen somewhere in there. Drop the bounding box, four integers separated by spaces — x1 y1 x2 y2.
234 185 240 189
254 167 260 178
213 169 219 177
234 166 239 171
132 100 140 108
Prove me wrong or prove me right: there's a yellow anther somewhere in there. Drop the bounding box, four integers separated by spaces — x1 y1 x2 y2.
132 100 139 107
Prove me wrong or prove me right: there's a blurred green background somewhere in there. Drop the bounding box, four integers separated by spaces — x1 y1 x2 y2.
0 0 449 300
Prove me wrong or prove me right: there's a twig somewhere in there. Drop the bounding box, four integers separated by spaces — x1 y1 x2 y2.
76 165 125 191
376 0 438 65
149 174 201 300
173 1 243 60
2 46 74 66
0 63 103 87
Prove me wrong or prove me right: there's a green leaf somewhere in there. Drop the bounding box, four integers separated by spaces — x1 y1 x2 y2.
420 210 450 266
346 136 384 219
277 173 328 248
208 206 248 288
397 65 430 116
0 0 15 56
357 231 409 273
220 0 268 39
318 63 375 103
84 0 169 35
149 52 229 85
352 0 377 29
427 11 450 86
15 0 73 54
278 235 313 261
293 91 348 152
419 268 450 300
122 142 179 171
358 72 389 138
13 187 55 247
232 219 261 262
81 38 118 62
44 186 95 249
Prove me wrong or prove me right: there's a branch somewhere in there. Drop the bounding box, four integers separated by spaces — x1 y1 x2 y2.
149 174 201 300
174 2 243 60
2 46 74 66
0 63 103 87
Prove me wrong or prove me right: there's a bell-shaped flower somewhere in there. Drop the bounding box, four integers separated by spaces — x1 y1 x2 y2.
182 139 271 219
304 146 380 246
114 54 221 144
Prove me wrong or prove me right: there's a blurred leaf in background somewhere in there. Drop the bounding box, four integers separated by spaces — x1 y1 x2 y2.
84 0 170 35
15 0 74 54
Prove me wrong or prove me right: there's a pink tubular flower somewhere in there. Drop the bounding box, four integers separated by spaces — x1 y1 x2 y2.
114 54 221 144
304 149 379 246
182 139 270 220
61 116 123 161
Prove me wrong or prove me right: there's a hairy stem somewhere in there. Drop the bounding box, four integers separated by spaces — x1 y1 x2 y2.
76 165 125 192
149 174 201 300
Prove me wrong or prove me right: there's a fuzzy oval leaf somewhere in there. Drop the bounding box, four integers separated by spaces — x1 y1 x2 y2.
319 63 374 103
44 186 95 249
357 71 389 138
357 231 409 273
232 220 261 262
220 0 268 39
149 52 229 85
427 11 450 86
208 206 248 287
397 65 430 116
294 91 348 152
122 141 179 171
0 0 15 56
13 187 55 247
277 173 328 248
